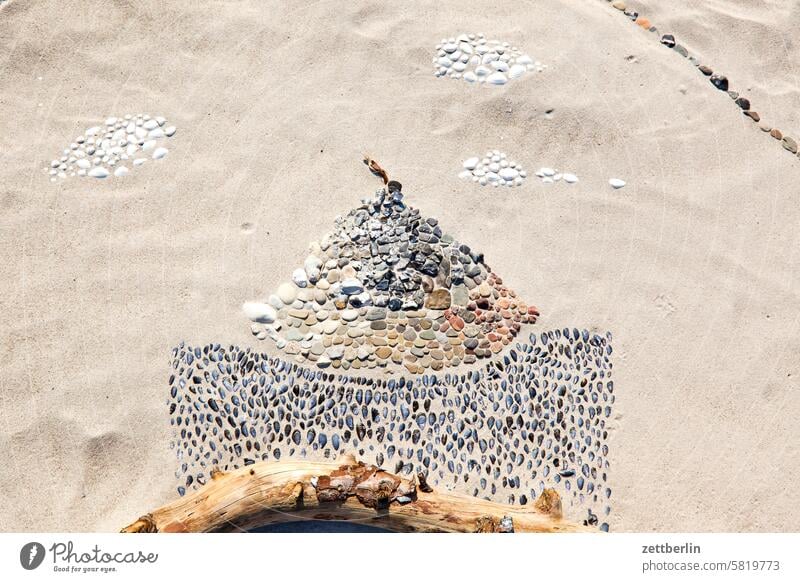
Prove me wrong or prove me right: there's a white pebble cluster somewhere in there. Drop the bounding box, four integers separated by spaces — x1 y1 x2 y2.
46 113 176 181
459 150 526 187
534 167 579 184
433 33 546 86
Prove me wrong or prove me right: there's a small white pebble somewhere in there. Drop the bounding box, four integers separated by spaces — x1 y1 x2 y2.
563 173 579 184
609 178 626 189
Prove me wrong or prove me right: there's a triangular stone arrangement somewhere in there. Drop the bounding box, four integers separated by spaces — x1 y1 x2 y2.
245 181 538 373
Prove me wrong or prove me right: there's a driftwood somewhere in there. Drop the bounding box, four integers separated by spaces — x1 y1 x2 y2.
122 455 591 533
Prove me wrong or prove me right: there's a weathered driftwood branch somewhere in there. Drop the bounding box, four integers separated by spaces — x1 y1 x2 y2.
121 455 591 533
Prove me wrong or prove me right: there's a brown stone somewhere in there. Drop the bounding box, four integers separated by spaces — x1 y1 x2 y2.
770 128 783 140
426 288 452 310
375 346 393 359
743 110 760 122
450 316 465 331
783 136 798 154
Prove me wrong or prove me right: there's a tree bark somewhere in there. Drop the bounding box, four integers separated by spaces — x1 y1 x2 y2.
121 455 591 533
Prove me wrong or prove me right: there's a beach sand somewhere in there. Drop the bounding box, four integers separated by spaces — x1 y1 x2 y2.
1 0 799 532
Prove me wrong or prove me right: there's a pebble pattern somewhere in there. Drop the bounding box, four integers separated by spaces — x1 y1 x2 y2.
45 114 176 181
245 183 539 373
168 328 614 530
432 33 546 85
459 151 526 187
606 0 800 158
534 167 580 185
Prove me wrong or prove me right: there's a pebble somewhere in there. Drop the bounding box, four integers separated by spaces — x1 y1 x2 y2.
609 178 626 189
277 282 298 304
710 74 728 91
242 302 277 323
45 113 176 182
485 72 508 85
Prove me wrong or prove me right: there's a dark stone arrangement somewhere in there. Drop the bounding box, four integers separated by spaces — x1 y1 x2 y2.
169 328 615 530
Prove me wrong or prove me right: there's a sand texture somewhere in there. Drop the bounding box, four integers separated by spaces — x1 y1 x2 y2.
1 0 799 532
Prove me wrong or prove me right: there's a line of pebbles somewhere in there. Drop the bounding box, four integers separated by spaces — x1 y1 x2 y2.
45 114 176 181
245 182 539 374
607 0 800 156
169 328 614 530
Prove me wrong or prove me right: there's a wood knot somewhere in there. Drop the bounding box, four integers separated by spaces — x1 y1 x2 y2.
120 514 158 533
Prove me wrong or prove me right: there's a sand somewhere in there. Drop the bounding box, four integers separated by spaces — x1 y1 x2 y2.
1 0 799 532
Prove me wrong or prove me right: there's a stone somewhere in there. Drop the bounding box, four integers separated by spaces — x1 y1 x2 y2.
609 178 626 189
375 347 393 359
782 137 798 154
636 17 651 28
508 64 526 79
735 97 751 110
698 65 713 76
292 268 309 288
88 167 109 178
113 166 129 177
426 289 452 309
485 72 508 85
673 44 688 58
341 309 359 322
463 157 479 170
611 0 625 9
304 255 323 282
563 173 579 184
152 147 168 160
770 128 783 140
660 34 675 48
743 111 760 122
277 282 298 304
242 302 277 323
710 74 728 91
499 167 519 181
341 278 364 295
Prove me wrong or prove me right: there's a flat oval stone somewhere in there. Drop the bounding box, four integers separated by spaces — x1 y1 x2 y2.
88 167 109 178
341 309 359 322
341 278 364 295
242 302 277 323
609 178 626 189
508 64 526 79
499 167 519 181
463 157 479 170
486 72 508 85
277 282 298 304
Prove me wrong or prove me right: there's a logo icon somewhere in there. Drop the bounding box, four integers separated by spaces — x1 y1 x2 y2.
20 542 46 570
